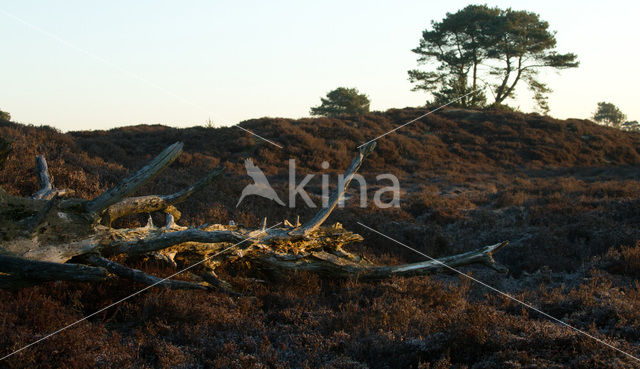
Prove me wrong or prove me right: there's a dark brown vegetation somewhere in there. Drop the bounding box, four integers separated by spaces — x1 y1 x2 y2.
1 107 640 368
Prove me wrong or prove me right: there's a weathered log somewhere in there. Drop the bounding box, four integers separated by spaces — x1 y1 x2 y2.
0 141 511 290
106 228 243 256
0 254 107 289
22 196 60 236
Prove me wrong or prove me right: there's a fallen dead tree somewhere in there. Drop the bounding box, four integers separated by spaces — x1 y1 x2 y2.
0 142 509 291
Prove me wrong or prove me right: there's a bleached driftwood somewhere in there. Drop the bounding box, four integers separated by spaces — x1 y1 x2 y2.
0 141 510 291
31 156 73 200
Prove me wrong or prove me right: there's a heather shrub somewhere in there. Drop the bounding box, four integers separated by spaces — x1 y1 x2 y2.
1 108 640 368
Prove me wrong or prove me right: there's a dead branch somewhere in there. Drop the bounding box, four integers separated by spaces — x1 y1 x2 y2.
32 155 53 199
252 241 509 280
289 142 376 236
82 254 208 290
31 155 72 200
101 166 224 225
84 142 183 216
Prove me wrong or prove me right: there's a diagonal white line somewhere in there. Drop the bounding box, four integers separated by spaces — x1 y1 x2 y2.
358 90 478 148
0 222 282 361
236 125 283 148
356 222 640 363
0 8 282 149
0 9 200 109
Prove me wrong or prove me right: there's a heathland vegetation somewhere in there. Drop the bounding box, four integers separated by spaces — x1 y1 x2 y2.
1 106 640 367
1 3 639 368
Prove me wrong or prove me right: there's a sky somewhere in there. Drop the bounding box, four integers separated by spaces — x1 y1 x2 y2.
0 0 638 131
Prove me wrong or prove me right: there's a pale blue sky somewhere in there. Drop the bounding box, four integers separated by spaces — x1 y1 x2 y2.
1 1 637 131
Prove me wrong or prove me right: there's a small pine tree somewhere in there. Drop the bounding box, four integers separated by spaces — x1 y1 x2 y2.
0 109 10 121
622 120 640 132
592 102 626 128
310 87 370 117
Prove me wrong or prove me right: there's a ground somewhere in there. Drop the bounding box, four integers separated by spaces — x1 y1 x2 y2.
1 107 640 368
